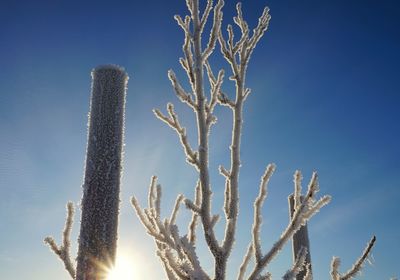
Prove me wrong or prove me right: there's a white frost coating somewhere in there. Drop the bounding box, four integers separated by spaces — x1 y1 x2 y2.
41 2 379 278
69 65 128 280
330 236 376 280
282 247 307 280
78 65 128 280
93 64 127 73
44 202 76 279
293 171 302 212
131 179 210 280
245 171 331 280
303 264 313 280
130 1 376 280
45 64 128 279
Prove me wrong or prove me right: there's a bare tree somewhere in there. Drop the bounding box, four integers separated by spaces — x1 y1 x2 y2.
131 1 375 280
43 1 376 280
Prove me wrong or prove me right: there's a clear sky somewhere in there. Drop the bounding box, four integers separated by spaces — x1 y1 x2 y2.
0 0 399 279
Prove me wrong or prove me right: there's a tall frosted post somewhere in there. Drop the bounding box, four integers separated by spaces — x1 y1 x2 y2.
289 194 312 279
76 65 128 280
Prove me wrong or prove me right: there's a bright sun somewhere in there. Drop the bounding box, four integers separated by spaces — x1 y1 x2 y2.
106 253 141 280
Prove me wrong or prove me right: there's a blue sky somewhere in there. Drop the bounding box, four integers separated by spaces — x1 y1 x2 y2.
0 0 399 279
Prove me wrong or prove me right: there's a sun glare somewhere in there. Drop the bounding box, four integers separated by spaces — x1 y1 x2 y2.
106 253 141 280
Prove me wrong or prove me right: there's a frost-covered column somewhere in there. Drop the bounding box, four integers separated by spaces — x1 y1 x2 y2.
289 194 312 280
76 65 128 280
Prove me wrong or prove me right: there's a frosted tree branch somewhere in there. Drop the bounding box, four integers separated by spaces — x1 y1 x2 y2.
218 2 271 81
168 70 196 110
174 13 195 89
188 0 224 269
210 214 220 228
247 171 331 279
330 235 376 280
154 104 199 167
204 60 225 125
253 164 276 262
202 0 224 61
293 170 302 211
131 178 210 280
148 176 158 212
204 60 233 109
175 15 192 36
170 195 185 225
186 0 194 17
237 245 254 280
131 1 376 280
200 0 213 32
44 202 76 279
217 3 272 270
282 247 307 280
185 198 201 214
188 181 201 244
195 7 270 270
303 264 313 280
218 165 230 178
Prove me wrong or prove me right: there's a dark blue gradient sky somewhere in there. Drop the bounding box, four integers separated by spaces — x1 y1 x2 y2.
0 0 399 279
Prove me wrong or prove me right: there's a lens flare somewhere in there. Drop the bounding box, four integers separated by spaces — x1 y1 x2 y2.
106 253 139 280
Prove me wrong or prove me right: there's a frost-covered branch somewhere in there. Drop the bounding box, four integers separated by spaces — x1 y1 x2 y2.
282 247 307 280
218 3 271 82
131 177 210 280
154 103 199 167
204 60 227 123
168 70 196 110
214 5 272 274
177 18 196 89
247 171 331 279
253 164 276 262
131 1 376 280
330 235 376 280
44 202 76 279
138 0 229 277
187 181 202 244
202 0 224 61
303 265 313 280
190 1 226 268
200 0 213 32
238 245 254 280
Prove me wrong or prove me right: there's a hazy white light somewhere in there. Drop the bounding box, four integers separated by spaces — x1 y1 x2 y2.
106 253 140 280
